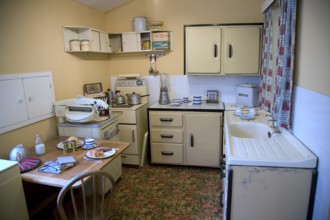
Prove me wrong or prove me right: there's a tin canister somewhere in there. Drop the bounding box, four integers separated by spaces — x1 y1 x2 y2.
80 40 90 51
70 39 80 51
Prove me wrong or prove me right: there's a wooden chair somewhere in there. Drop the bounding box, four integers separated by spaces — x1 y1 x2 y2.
57 170 115 220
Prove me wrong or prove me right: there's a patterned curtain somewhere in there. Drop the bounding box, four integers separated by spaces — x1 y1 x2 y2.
272 0 297 129
260 8 273 111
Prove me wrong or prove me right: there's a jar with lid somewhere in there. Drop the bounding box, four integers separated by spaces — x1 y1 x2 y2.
70 39 80 51
35 134 46 155
80 40 90 51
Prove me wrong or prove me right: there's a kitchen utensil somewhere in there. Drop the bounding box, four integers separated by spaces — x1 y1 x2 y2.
115 91 125 105
133 16 147 32
158 73 170 105
107 89 115 106
126 92 149 105
9 144 32 162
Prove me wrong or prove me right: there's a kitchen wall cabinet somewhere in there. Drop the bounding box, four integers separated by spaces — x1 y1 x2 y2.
63 26 111 53
0 72 55 134
109 31 174 53
63 26 174 54
149 110 223 167
185 24 262 75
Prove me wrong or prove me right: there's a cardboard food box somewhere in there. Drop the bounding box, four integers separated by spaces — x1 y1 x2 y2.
152 41 170 50
152 32 170 41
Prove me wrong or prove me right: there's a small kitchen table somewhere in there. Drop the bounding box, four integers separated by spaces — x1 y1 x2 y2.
21 136 130 188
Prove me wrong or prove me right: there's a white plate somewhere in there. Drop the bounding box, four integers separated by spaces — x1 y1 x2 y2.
57 140 83 149
85 148 116 159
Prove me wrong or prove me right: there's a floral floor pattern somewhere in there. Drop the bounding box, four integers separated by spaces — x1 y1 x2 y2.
109 164 222 220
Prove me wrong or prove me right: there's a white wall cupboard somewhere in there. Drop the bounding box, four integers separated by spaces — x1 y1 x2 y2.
0 72 55 134
185 24 262 75
149 111 223 167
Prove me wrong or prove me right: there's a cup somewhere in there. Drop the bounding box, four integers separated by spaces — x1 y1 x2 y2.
249 108 256 116
235 107 241 116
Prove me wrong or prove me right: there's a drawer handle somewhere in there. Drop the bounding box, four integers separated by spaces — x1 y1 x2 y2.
160 118 173 122
160 134 174 139
161 151 174 156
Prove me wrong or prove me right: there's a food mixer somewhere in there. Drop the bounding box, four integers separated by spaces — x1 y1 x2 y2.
158 73 170 105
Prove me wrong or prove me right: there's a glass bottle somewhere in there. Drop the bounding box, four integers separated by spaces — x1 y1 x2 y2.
35 134 46 155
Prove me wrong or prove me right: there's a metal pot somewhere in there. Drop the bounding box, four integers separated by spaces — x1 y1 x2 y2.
9 144 32 162
115 91 125 105
126 92 149 105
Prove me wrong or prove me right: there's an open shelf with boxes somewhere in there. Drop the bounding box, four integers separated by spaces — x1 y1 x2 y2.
109 30 174 54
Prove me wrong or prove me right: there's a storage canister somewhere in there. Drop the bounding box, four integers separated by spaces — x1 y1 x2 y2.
133 16 147 32
70 39 80 51
80 40 90 51
236 83 260 107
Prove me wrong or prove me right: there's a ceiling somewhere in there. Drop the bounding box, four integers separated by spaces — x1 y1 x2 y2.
73 0 133 13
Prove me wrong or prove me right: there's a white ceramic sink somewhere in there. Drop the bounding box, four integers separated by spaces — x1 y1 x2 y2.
229 123 272 138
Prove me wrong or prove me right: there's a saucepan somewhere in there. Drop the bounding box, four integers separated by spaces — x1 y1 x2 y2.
126 92 149 105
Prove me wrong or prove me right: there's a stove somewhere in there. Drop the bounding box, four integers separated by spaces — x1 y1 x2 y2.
109 75 148 167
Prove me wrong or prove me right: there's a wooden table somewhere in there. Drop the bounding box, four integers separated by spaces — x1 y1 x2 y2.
21 136 130 188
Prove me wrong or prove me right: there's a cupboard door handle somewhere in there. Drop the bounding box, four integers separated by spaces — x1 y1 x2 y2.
214 44 218 58
161 151 174 156
190 134 194 147
132 130 135 142
160 118 173 122
220 190 224 208
160 134 174 139
228 44 233 58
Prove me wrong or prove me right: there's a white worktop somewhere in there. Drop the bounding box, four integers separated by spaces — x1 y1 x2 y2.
224 110 317 168
148 101 225 111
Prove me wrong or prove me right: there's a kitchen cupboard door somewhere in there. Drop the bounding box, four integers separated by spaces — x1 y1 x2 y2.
100 31 111 52
118 124 138 154
122 33 141 52
185 26 221 74
185 112 222 167
23 76 53 119
223 26 261 74
91 30 101 51
0 79 29 128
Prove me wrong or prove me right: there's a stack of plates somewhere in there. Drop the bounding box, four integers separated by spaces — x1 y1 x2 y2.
193 96 202 105
183 97 190 103
83 138 97 149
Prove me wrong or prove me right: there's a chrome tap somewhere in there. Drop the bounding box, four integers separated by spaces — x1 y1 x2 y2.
267 112 281 135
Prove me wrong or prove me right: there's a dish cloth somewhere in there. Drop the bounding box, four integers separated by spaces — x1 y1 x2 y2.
18 157 41 173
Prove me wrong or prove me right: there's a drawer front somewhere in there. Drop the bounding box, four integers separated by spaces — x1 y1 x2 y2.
150 112 183 127
151 143 183 164
111 110 136 124
151 128 183 143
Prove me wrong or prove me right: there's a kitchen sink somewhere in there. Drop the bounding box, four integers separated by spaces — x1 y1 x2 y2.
229 123 272 138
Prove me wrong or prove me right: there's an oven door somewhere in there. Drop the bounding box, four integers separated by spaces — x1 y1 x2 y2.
100 121 120 140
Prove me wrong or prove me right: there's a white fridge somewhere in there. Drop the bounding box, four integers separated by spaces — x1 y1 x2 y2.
0 159 29 220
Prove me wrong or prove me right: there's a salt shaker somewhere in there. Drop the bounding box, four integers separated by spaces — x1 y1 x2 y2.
35 134 46 155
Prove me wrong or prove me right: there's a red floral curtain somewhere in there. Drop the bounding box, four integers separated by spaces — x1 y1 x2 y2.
272 0 297 129
260 7 273 111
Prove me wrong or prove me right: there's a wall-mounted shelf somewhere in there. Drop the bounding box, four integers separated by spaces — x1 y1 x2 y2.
63 26 174 55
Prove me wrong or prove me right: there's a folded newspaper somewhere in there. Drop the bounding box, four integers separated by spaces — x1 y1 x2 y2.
38 159 75 174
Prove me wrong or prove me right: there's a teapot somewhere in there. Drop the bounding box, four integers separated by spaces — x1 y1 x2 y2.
9 144 32 162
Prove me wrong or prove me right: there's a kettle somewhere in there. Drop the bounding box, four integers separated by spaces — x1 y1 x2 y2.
9 144 32 162
115 91 125 105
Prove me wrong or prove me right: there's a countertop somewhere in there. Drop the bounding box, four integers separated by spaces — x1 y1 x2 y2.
57 114 119 128
148 101 225 111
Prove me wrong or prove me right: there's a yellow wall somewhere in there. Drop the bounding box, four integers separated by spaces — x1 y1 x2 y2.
295 0 330 96
0 0 264 158
105 0 264 75
0 0 109 158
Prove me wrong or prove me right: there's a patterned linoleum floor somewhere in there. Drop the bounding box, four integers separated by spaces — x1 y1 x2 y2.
109 164 222 220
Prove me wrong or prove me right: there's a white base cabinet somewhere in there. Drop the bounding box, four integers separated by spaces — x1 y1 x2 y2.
149 111 223 167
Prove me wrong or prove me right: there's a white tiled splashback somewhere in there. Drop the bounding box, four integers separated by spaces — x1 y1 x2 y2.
111 75 260 105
